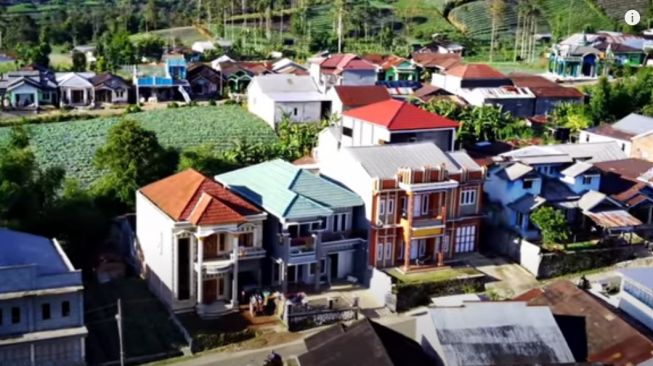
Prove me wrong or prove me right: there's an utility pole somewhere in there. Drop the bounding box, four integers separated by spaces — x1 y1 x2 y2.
115 298 125 366
337 6 343 53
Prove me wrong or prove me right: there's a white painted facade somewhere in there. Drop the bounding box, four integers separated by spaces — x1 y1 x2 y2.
618 273 653 332
431 73 462 94
578 130 631 156
135 192 267 318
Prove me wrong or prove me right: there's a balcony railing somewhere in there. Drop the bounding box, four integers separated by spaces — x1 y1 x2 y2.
402 209 446 222
290 236 315 247
321 229 367 243
238 246 266 259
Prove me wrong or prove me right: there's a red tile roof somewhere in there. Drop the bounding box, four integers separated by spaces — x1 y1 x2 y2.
411 52 461 70
140 169 261 225
446 63 507 79
509 73 584 98
343 99 459 131
320 54 376 73
362 54 409 70
333 85 391 108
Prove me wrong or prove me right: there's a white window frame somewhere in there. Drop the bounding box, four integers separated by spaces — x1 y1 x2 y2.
377 243 384 262
384 240 393 263
379 198 385 216
582 175 593 185
455 226 476 253
418 239 426 256
387 198 395 214
460 189 477 206
421 195 429 215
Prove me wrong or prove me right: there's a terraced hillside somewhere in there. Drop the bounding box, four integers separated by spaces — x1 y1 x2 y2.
537 0 613 34
595 0 648 20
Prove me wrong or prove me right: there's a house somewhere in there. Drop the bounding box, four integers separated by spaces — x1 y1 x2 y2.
136 169 268 317
593 158 653 225
297 318 433 366
0 69 59 109
431 63 512 95
362 54 420 82
214 60 275 94
186 63 223 99
410 52 461 76
458 86 536 118
309 53 377 92
414 39 464 54
89 72 130 105
216 160 367 293
617 268 653 332
508 72 585 116
414 302 575 365
409 85 454 104
594 42 646 67
318 99 459 153
55 72 96 107
71 45 97 64
191 41 216 54
377 80 423 100
271 58 309 75
247 74 330 128
548 44 602 79
485 142 630 240
516 280 653 366
0 229 87 366
133 53 191 103
579 113 653 160
318 142 484 270
326 85 391 117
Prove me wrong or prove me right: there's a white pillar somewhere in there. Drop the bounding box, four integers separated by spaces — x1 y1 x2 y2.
231 235 239 306
197 237 204 305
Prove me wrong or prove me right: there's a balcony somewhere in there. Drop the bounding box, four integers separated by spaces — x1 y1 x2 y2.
238 246 266 260
195 257 233 275
400 210 446 239
321 230 366 253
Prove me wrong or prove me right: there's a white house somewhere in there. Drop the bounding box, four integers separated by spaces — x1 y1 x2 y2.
308 53 377 92
579 113 653 160
55 72 96 107
136 169 267 318
247 74 330 128
192 41 217 54
618 268 653 332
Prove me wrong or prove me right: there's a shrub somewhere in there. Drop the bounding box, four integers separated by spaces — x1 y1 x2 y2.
187 100 198 107
126 104 142 114
192 329 255 352
208 99 217 106
168 102 180 109
394 276 486 311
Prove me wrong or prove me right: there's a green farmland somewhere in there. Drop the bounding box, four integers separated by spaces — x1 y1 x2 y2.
0 106 278 185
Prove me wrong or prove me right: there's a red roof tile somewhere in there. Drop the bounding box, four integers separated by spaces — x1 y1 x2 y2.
320 54 376 72
333 85 391 108
509 73 584 98
446 63 507 79
411 52 461 70
343 99 459 131
140 169 261 225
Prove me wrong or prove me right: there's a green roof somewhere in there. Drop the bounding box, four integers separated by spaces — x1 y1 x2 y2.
216 159 363 220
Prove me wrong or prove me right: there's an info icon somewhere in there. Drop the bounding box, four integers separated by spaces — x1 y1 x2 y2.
625 10 641 26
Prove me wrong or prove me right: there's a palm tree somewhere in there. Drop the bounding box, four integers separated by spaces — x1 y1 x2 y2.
488 0 506 63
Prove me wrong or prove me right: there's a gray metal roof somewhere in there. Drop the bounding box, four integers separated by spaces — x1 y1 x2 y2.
500 142 626 165
508 194 547 214
561 161 593 178
578 190 607 211
425 302 575 366
447 151 483 172
620 267 653 292
504 162 534 181
344 142 466 179
612 113 653 136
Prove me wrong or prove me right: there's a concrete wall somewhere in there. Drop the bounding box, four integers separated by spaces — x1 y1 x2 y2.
619 290 653 332
631 133 653 161
366 267 393 307
341 70 377 86
274 101 323 124
578 131 631 156
0 336 85 366
534 97 582 116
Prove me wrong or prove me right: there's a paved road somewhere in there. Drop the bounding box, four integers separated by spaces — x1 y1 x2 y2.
171 340 307 366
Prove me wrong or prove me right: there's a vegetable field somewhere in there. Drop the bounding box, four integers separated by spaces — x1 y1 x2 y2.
130 26 210 45
0 106 278 185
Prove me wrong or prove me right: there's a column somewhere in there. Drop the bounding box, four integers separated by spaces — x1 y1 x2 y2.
231 235 239 307
280 261 288 294
404 192 414 270
313 232 321 291
34 91 39 108
197 237 204 305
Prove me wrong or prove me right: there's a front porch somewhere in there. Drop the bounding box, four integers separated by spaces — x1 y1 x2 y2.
61 87 93 107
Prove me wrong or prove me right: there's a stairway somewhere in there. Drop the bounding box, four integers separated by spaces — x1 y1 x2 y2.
178 86 192 103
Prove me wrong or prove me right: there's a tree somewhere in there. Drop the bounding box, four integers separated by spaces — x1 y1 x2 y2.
145 0 159 32
71 51 87 71
178 144 236 176
589 76 611 123
93 119 176 207
488 0 506 62
135 35 166 61
97 27 136 71
530 206 570 247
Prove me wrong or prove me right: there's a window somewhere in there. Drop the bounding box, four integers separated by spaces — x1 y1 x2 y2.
401 197 407 213
377 243 384 261
387 199 395 214
398 240 404 260
340 214 347 232
582 176 593 185
116 89 125 98
62 301 70 317
385 241 393 262
516 212 524 227
378 198 385 216
622 143 626 151
293 107 298 116
11 307 20 324
523 180 533 189
342 126 353 137
455 226 476 253
310 260 327 275
42 303 51 320
585 134 590 142
332 213 349 232
460 189 477 206
421 195 429 215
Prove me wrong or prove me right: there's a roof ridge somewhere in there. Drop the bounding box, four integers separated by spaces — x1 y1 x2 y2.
386 100 407 129
177 175 209 220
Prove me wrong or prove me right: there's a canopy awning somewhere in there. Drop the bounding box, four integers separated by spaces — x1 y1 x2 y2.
583 210 642 229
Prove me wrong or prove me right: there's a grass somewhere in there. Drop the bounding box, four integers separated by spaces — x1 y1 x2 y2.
84 278 185 365
0 105 278 185
385 266 482 284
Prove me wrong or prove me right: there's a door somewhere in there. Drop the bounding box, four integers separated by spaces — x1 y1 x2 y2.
329 254 338 280
410 240 418 259
413 195 422 218
203 279 217 304
217 276 225 299
384 240 394 267
288 265 297 283
418 240 426 257
204 235 218 259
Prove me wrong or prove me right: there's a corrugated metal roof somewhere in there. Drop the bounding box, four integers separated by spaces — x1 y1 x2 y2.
344 142 462 179
501 142 626 165
612 113 653 136
0 229 69 276
252 74 320 93
425 302 575 366
504 162 534 181
216 159 362 220
584 210 642 228
508 194 547 214
561 162 593 178
447 151 483 172
578 190 607 211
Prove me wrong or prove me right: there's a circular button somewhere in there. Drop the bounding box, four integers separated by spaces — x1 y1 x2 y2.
625 10 641 26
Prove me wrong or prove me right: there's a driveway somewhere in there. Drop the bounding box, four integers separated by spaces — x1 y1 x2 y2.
462 253 539 298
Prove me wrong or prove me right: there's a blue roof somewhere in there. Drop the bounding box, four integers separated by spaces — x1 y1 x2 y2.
620 268 653 291
216 159 363 220
0 228 69 275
